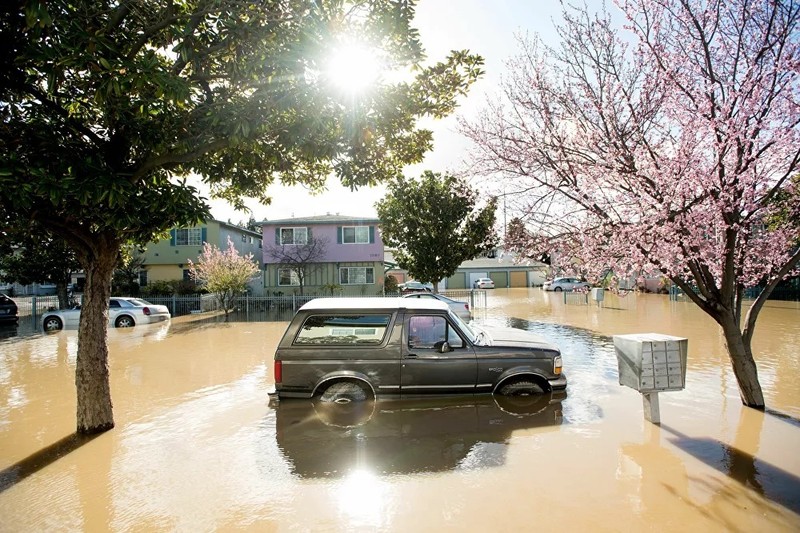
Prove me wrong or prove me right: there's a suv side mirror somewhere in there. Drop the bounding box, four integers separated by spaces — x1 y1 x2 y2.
434 341 452 353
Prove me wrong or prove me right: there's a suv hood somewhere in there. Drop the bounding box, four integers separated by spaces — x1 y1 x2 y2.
473 326 559 351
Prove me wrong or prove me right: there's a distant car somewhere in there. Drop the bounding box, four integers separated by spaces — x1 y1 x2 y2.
473 277 495 289
42 297 170 331
0 294 19 324
399 281 433 294
402 292 471 320
542 277 591 292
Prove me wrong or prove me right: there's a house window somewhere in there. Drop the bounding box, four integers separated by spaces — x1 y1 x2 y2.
281 227 308 245
138 270 148 287
339 267 374 285
278 268 300 286
342 226 370 244
183 269 192 282
242 234 247 242
176 228 202 246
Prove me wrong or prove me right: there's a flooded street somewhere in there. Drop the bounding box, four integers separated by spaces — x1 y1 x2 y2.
1 289 798 531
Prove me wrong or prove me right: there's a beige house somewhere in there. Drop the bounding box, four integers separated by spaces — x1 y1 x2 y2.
140 220 263 290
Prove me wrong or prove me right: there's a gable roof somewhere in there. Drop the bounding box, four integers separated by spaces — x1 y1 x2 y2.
260 214 380 225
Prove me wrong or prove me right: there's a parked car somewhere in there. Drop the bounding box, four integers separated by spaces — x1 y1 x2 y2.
542 277 591 292
269 297 565 403
402 292 471 320
0 294 19 324
42 297 170 331
473 277 495 289
399 281 433 294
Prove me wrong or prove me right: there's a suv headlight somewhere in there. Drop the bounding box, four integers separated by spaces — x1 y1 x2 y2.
553 355 563 375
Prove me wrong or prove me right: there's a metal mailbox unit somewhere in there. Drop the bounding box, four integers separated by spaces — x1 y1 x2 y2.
613 333 688 424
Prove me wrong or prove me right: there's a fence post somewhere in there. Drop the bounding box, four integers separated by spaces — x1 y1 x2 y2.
292 294 296 311
246 293 250 319
172 294 177 315
31 296 37 321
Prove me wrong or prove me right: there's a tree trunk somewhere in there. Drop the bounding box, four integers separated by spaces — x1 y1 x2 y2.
718 311 765 409
56 282 70 309
75 238 118 434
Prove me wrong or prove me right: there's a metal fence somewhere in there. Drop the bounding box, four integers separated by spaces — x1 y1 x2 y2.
12 290 487 323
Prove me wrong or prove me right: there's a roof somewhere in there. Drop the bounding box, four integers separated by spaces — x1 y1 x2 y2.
299 297 448 311
214 220 263 237
260 215 380 226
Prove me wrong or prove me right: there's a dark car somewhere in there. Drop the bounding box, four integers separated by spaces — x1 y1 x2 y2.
270 297 566 403
0 294 19 324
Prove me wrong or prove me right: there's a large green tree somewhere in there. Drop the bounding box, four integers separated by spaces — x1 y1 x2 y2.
0 223 82 308
376 171 498 291
0 0 483 433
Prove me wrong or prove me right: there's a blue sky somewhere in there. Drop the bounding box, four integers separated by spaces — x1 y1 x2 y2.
207 1 575 224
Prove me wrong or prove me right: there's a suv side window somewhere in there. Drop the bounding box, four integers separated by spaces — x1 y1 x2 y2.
408 315 465 350
294 314 392 345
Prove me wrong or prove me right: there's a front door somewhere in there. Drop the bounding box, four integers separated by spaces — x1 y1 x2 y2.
400 313 477 395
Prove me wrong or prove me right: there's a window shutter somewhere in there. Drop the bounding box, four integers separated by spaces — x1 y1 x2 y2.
369 226 375 244
201 228 207 243
307 227 312 241
337 227 342 244
170 229 176 246
275 228 280 245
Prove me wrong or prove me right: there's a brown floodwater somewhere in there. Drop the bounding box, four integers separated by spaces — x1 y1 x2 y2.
0 289 798 531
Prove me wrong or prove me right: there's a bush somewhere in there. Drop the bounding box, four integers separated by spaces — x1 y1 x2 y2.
383 274 399 294
140 279 205 296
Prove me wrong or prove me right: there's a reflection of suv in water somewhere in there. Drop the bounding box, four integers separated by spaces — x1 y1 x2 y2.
273 392 565 478
270 298 566 403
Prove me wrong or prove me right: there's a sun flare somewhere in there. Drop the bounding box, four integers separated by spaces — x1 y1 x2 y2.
326 44 381 95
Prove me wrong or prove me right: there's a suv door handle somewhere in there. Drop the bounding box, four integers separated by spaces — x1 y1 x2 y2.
406 353 418 358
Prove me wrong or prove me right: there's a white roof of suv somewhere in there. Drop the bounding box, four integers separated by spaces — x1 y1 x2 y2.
299 297 449 311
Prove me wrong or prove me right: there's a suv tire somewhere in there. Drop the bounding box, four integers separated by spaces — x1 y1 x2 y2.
319 381 370 404
499 380 545 396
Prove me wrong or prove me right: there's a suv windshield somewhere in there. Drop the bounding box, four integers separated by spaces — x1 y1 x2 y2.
448 310 476 343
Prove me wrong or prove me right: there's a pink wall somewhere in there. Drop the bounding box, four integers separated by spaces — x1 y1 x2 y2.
262 223 383 263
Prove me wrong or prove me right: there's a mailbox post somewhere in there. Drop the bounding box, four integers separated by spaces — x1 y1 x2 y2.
613 333 688 424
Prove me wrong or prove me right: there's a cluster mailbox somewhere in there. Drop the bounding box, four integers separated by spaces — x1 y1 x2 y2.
613 333 688 392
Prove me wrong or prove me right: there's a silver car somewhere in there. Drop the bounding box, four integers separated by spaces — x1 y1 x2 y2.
42 297 171 331
402 292 471 320
542 277 591 292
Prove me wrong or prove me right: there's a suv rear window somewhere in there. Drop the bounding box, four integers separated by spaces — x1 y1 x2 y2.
294 314 392 345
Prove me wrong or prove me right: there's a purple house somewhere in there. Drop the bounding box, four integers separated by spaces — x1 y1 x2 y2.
261 215 384 295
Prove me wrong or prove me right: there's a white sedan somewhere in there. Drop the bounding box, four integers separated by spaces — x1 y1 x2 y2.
42 297 171 331
542 277 591 292
473 277 495 289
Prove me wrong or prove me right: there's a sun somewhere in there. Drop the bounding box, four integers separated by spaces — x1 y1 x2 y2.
325 43 382 95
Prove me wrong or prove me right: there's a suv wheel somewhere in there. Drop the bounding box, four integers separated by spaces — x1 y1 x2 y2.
499 380 545 397
319 381 370 404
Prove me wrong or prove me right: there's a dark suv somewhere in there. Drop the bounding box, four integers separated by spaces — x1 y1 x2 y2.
270 297 566 403
0 294 19 324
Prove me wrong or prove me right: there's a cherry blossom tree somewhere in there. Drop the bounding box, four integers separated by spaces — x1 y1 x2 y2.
462 0 800 408
264 236 329 295
188 237 259 320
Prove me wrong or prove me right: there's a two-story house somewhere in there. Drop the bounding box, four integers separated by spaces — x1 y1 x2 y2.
261 215 384 296
141 219 263 290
